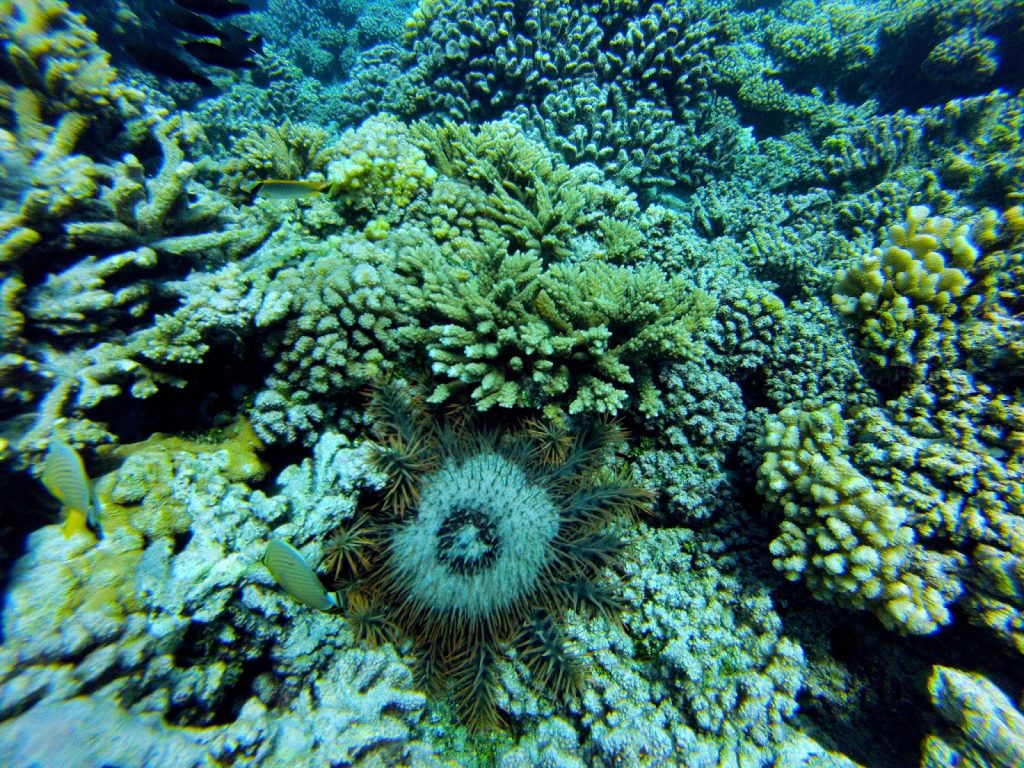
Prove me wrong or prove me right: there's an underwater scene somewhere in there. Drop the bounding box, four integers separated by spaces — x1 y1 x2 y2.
1 0 1024 765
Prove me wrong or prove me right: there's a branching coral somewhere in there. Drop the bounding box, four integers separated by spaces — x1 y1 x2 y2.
832 205 996 388
761 202 1024 649
395 228 713 419
409 118 585 264
218 119 343 202
758 401 966 635
250 234 407 445
0 0 144 122
340 0 720 191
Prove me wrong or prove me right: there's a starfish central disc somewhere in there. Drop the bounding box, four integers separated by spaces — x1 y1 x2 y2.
388 451 559 621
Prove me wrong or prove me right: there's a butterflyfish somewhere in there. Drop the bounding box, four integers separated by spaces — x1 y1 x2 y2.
41 441 102 539
253 180 331 201
262 538 339 611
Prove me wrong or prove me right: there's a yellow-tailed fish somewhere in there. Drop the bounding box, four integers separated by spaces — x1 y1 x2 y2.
253 180 330 201
262 538 339 611
41 441 102 539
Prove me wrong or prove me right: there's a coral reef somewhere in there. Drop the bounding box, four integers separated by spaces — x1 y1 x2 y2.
338 0 730 192
250 232 406 445
0 0 274 462
636 360 745 523
3 0 1024 765
0 431 448 767
758 401 965 635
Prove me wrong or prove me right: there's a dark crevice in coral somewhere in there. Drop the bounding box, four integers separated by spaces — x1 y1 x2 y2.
780 583 1024 768
168 617 272 727
171 529 193 556
869 21 1024 112
0 474 53 645
88 346 264 444
777 586 924 768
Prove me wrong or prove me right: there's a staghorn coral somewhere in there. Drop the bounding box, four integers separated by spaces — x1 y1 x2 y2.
513 82 686 191
0 5 277 460
218 119 343 202
597 0 713 119
64 114 261 261
822 111 923 192
397 0 601 122
0 0 144 123
921 28 999 90
0 89 98 263
764 0 882 84
934 90 1024 208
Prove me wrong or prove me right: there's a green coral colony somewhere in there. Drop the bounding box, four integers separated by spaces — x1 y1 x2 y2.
2 0 1024 765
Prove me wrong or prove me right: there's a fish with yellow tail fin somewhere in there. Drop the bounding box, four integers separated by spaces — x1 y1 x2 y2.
252 180 332 201
40 441 102 539
262 538 340 611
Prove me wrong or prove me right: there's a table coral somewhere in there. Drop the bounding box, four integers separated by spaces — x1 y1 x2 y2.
397 229 713 418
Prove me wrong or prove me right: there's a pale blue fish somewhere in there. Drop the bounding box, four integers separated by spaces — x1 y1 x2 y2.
41 441 102 539
262 538 339 611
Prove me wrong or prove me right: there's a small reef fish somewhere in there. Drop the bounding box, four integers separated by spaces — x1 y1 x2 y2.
40 441 102 540
253 180 331 201
262 539 339 611
111 1 261 89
